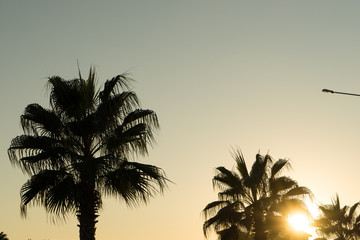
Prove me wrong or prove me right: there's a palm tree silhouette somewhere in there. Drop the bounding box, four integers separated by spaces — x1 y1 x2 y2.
0 232 9 240
203 149 311 240
313 194 360 240
8 68 169 240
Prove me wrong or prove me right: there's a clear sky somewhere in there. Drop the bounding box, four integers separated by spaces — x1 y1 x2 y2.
1 1 360 240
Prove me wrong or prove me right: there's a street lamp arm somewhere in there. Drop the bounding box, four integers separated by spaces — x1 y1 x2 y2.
322 88 360 97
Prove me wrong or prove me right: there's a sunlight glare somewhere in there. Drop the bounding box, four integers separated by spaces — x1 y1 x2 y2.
288 213 310 232
307 200 320 219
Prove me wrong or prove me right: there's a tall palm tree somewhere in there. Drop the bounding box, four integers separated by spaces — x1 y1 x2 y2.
203 149 311 240
0 232 9 240
314 194 360 240
8 68 169 240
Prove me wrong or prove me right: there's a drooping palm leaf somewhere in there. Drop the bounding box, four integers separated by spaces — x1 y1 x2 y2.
271 159 290 178
99 74 133 101
283 186 312 199
8 135 70 173
20 169 75 216
21 103 63 137
203 200 232 219
101 159 167 207
213 166 241 191
270 176 298 195
203 201 246 236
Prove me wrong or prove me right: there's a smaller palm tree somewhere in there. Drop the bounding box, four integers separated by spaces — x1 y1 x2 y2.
0 232 9 240
314 194 360 240
203 149 312 240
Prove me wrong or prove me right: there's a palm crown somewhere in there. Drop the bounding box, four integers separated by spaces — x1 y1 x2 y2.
314 195 360 240
203 149 312 240
8 68 168 240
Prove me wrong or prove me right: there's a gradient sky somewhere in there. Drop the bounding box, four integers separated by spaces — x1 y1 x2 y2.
1 1 360 240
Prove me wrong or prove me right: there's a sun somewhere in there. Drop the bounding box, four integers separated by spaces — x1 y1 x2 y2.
287 200 320 240
287 213 311 232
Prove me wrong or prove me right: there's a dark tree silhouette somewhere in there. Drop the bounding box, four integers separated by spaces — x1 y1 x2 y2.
203 149 312 240
8 68 169 240
0 232 9 240
313 194 360 240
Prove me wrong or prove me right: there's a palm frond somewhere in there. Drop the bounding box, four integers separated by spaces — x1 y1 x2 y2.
270 176 298 195
0 232 9 240
218 187 246 201
21 103 62 137
231 149 249 179
103 123 152 157
202 200 231 219
246 154 269 188
82 67 98 108
284 186 312 199
44 174 78 216
99 74 133 101
212 166 241 191
122 109 159 130
203 202 245 236
355 214 360 225
48 76 83 118
332 194 341 210
66 114 98 137
8 135 69 173
271 159 291 178
95 91 140 131
20 169 73 216
125 161 169 191
346 202 359 223
101 159 168 207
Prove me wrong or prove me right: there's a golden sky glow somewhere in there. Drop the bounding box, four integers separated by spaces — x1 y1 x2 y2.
1 1 360 240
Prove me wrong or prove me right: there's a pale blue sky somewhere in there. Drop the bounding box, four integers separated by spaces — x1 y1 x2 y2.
1 1 360 240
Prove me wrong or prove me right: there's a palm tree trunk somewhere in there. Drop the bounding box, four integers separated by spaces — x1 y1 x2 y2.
253 209 267 240
77 211 98 240
77 182 98 240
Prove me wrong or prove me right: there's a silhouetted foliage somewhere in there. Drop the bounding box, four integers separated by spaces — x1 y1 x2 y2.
203 149 312 240
8 68 169 240
313 194 360 240
0 232 9 240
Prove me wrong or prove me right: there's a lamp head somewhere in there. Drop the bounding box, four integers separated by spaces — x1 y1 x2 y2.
322 89 334 94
